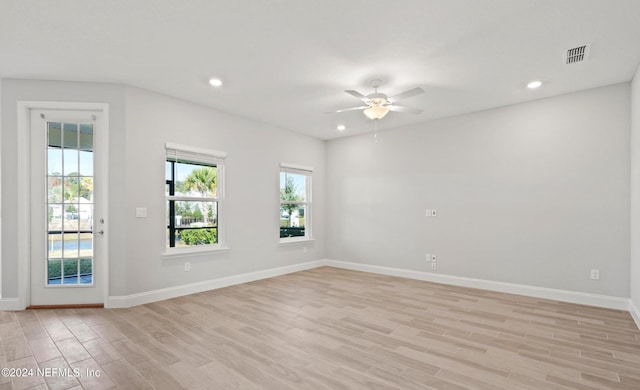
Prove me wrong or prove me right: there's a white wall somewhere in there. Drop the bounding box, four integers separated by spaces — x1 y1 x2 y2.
326 83 631 298
0 79 325 301
631 66 640 312
0 78 633 305
123 86 325 295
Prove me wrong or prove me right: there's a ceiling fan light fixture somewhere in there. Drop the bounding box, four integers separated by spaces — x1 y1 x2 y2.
363 105 390 120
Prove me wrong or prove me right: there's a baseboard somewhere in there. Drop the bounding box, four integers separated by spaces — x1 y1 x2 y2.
106 260 325 308
325 260 630 311
27 304 104 310
630 300 640 330
0 298 24 311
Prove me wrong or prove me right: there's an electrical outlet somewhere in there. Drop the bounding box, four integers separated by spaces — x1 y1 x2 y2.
431 209 437 217
590 269 599 280
431 262 437 271
431 254 437 262
185 262 191 272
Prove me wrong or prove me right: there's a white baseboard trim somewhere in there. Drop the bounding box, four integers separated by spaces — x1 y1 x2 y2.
325 260 630 311
106 260 325 308
0 298 24 311
630 300 640 330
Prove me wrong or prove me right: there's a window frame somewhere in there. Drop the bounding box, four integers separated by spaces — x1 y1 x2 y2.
279 163 313 243
164 143 227 256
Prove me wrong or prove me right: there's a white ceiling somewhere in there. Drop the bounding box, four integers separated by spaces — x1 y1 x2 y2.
2 1 640 140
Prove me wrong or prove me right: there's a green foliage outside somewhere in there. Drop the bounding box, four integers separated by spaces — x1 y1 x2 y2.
48 259 92 280
179 228 217 245
49 174 93 202
175 201 203 220
280 175 303 225
183 167 217 223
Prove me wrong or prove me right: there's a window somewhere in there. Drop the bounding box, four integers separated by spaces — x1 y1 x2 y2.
280 163 312 242
165 143 226 251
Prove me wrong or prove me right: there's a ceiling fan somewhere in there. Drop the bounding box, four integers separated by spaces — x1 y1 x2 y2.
328 79 425 120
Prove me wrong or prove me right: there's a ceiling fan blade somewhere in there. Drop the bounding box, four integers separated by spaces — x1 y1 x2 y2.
325 106 368 114
389 105 424 114
388 87 425 103
344 90 370 101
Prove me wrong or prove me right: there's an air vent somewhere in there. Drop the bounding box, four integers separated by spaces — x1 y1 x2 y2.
565 44 590 64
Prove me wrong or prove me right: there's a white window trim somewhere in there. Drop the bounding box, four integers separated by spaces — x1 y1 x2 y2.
164 143 227 255
279 162 313 244
162 245 229 260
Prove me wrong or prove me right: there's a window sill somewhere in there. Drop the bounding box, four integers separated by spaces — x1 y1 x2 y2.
162 245 230 260
279 238 315 246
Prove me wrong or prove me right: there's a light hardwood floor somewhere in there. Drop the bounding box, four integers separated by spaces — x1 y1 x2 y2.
1 266 639 389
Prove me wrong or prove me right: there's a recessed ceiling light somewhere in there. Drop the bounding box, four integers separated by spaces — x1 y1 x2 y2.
209 78 223 87
527 80 542 89
337 124 346 131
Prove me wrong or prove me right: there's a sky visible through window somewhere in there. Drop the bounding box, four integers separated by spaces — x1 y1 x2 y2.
280 172 306 199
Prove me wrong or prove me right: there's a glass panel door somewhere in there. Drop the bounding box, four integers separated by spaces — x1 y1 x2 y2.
46 121 94 285
30 107 105 306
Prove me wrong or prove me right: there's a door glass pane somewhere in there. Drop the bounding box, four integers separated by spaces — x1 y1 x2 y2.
64 205 80 231
79 258 93 285
48 122 62 147
78 204 93 230
63 149 79 176
48 259 62 284
79 124 93 150
63 233 79 258
48 177 63 203
48 148 62 175
78 234 93 257
46 121 94 286
48 205 63 233
78 177 93 202
63 177 79 201
63 123 78 149
62 258 78 284
48 234 62 258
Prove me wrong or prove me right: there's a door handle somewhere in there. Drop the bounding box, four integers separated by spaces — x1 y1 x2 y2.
98 230 104 235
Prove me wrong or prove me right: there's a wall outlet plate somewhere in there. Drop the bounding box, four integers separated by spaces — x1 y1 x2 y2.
590 269 599 280
185 262 191 272
431 262 437 271
431 254 437 262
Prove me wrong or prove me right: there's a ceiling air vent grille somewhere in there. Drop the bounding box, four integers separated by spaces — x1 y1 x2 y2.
565 44 590 64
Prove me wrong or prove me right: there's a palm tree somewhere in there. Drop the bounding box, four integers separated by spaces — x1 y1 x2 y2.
184 167 217 224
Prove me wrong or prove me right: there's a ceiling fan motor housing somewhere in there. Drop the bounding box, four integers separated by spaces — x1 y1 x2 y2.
367 92 388 104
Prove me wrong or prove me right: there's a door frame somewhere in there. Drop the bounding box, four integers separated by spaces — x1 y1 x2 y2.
17 101 109 309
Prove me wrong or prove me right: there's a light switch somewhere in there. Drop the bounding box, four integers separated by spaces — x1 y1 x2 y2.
135 207 147 218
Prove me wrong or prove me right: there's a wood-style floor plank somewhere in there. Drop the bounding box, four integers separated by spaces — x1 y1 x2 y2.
0 266 638 389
